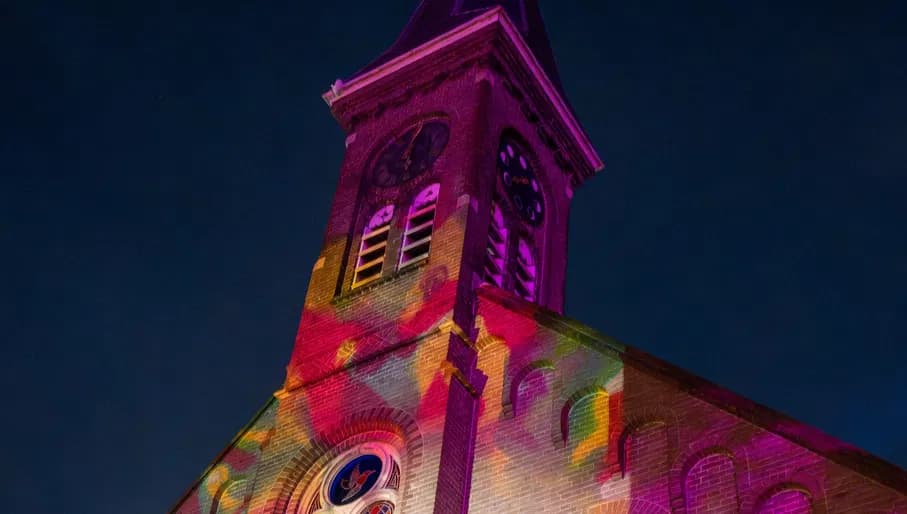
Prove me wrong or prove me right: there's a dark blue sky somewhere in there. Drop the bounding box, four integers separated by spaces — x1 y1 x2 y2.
3 1 906 512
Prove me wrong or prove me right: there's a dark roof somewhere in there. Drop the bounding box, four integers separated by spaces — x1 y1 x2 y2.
348 0 566 96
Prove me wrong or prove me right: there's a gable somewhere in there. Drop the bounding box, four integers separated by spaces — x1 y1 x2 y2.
472 285 907 511
170 399 278 514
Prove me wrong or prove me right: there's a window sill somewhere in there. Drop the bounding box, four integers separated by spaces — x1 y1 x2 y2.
331 258 429 306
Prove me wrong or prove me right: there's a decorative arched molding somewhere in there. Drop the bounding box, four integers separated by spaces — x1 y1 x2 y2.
680 446 736 486
500 352 557 408
744 466 828 514
264 408 422 514
210 476 250 514
509 359 555 415
680 447 740 514
617 420 669 475
616 406 680 479
753 482 815 514
560 384 611 445
670 423 754 511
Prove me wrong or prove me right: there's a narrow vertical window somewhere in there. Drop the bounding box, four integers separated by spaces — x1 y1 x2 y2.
398 184 440 268
353 205 394 288
483 198 508 287
513 237 537 301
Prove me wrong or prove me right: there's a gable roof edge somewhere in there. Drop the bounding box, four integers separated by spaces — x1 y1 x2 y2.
167 396 278 513
476 285 907 495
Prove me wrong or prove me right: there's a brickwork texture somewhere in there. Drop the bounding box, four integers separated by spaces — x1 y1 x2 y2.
169 3 907 513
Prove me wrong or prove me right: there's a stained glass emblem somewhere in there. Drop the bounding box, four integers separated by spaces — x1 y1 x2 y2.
361 500 394 514
328 454 383 505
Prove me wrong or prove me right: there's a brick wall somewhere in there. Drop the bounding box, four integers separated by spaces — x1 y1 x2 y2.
170 15 906 514
257 329 450 514
467 289 907 513
171 401 277 514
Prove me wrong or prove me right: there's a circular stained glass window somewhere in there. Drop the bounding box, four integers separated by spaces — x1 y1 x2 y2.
327 454 383 506
361 500 394 514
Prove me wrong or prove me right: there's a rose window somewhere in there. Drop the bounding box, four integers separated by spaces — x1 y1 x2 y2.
301 443 400 514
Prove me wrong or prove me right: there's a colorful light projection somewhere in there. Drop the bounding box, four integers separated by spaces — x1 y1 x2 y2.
173 183 893 514
469 290 628 508
176 282 897 514
174 403 277 514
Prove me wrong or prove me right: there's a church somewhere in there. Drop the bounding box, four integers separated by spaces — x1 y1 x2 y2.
170 1 907 512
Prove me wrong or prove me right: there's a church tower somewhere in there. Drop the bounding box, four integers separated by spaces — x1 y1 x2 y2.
277 2 601 512
171 2 907 513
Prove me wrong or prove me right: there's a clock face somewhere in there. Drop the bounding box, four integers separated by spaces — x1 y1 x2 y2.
372 120 450 187
498 135 544 226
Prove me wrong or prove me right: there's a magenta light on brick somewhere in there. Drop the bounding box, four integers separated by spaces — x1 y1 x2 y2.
169 2 907 513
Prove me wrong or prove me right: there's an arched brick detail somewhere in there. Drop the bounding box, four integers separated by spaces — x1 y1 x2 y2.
753 482 813 514
617 408 680 478
211 477 250 514
747 471 828 514
621 421 671 509
510 359 555 415
263 408 422 514
733 440 827 513
681 448 739 514
671 423 755 512
561 384 610 444
501 352 556 408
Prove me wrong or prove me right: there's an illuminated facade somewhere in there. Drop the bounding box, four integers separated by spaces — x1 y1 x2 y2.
171 1 907 513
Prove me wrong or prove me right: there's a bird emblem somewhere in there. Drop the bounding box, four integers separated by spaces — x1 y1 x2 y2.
340 462 377 502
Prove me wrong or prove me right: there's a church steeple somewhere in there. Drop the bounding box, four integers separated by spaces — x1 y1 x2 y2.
171 3 907 513
351 0 566 97
298 0 605 393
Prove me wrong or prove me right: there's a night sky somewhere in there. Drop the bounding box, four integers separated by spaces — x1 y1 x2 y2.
4 1 907 512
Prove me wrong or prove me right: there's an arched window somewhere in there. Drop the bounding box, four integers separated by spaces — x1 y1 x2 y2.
483 197 508 287
398 184 439 269
513 237 537 301
684 452 737 513
353 205 394 288
298 443 401 514
213 477 251 514
565 391 610 466
757 487 811 514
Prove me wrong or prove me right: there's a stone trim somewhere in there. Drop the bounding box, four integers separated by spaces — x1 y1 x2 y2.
262 408 422 514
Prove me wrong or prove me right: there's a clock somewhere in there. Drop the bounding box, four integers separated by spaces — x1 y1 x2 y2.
371 120 450 187
498 135 544 226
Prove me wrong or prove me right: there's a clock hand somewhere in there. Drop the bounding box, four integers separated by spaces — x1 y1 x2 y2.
402 121 424 171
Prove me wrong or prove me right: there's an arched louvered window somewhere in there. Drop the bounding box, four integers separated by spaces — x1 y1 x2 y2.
513 237 537 301
353 205 394 288
398 184 439 269
483 197 508 287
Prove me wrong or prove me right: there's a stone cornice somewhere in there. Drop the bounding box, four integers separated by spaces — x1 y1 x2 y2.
322 7 603 184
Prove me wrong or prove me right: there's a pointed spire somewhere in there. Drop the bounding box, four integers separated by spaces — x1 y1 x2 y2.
350 0 565 93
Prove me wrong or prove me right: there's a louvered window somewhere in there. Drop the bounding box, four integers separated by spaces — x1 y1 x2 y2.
353 205 394 288
483 199 508 287
398 184 439 269
514 237 537 301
